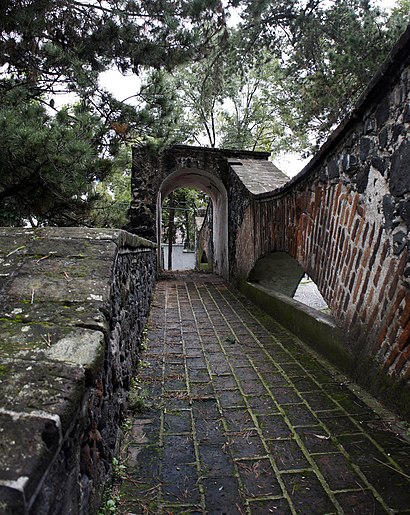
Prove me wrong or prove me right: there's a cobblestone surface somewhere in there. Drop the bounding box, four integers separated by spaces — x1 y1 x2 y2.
119 273 410 514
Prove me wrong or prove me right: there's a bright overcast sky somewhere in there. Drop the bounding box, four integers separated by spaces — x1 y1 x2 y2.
272 0 400 176
83 0 403 177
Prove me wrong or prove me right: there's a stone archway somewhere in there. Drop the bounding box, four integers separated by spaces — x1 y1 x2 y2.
158 168 229 278
129 145 272 280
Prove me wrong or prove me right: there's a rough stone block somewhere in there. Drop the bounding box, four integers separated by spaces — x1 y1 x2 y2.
391 139 410 196
0 228 157 514
0 411 61 512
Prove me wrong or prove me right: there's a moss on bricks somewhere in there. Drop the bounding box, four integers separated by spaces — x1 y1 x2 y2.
240 281 353 372
238 280 410 423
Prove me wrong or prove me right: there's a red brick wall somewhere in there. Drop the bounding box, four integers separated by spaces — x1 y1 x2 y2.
252 181 409 380
232 27 410 382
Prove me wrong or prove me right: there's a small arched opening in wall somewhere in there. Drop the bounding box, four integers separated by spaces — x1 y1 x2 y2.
201 250 208 263
293 274 330 313
157 168 229 278
248 252 330 314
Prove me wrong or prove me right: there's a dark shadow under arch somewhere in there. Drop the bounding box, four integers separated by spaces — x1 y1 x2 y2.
248 251 329 312
248 252 305 297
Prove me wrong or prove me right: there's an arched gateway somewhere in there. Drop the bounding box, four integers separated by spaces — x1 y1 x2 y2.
159 168 228 277
129 145 278 279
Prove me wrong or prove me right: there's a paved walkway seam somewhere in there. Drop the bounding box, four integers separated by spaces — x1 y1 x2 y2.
118 274 410 515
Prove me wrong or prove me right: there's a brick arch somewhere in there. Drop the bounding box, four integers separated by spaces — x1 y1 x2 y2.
248 150 409 376
158 168 229 277
247 251 305 298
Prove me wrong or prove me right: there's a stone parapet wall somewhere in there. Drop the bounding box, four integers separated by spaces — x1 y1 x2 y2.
0 227 156 514
227 164 254 279
231 26 410 411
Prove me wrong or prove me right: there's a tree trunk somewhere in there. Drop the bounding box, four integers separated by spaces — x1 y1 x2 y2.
167 192 175 270
185 208 190 250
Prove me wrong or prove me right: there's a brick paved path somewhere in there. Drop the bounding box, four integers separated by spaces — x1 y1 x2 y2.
119 274 410 514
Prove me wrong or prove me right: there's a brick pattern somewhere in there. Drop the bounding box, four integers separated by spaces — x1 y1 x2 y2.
119 276 410 514
235 65 410 381
252 181 409 379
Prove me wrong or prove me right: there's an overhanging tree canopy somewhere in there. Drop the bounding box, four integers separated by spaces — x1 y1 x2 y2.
0 0 228 226
1 0 409 227
162 0 409 153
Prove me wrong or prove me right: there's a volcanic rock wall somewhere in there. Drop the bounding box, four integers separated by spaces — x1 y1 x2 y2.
0 227 156 514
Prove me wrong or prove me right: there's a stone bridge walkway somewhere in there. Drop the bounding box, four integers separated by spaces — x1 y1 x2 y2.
118 273 410 514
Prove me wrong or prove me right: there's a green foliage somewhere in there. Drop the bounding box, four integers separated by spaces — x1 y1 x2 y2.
160 0 410 155
162 189 208 248
88 147 132 228
389 0 410 34
99 496 118 515
112 457 127 480
0 0 228 94
219 53 308 153
0 0 228 227
128 377 147 413
135 70 192 147
234 0 410 151
163 30 231 147
1 0 409 227
0 87 112 226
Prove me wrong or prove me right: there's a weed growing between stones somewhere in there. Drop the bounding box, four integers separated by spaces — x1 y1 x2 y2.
128 375 147 414
112 457 127 480
121 417 132 433
138 359 151 370
98 493 118 515
98 455 128 514
140 324 150 352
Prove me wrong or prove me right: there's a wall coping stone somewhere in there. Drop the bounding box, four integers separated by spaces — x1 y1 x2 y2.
239 281 354 374
228 159 289 195
169 144 271 161
0 227 156 513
